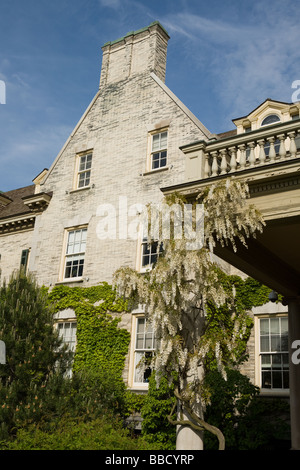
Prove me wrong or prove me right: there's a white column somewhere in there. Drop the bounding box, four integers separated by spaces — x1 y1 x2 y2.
176 404 204 450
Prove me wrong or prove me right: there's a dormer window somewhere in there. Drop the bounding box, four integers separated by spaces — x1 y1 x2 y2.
260 115 280 156
261 114 280 127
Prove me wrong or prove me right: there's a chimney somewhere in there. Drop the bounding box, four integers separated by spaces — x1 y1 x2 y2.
99 21 170 88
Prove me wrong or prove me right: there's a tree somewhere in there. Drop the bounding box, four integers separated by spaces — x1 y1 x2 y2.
0 270 72 438
114 179 265 450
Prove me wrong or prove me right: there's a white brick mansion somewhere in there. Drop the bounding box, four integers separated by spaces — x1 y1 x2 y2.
1 21 297 410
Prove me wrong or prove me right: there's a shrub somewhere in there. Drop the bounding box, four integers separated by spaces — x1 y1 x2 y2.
203 368 290 450
141 373 176 450
0 415 158 450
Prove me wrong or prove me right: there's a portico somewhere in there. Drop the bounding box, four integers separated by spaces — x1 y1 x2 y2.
162 100 300 449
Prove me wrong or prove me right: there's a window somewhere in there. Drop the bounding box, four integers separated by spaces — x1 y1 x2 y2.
141 239 163 271
133 317 156 386
57 321 77 353
64 228 87 279
261 114 280 127
260 115 281 156
77 152 92 189
259 317 289 389
150 130 168 170
20 249 30 272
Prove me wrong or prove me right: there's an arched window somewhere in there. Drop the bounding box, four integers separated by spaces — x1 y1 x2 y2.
261 114 280 127
260 114 281 157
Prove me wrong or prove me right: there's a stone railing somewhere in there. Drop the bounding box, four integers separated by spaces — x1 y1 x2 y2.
183 119 300 181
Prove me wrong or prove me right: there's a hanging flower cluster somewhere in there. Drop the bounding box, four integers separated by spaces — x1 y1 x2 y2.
113 178 265 408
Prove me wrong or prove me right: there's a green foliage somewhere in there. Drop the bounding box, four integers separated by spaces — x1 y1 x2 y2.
0 415 158 450
0 270 72 438
39 367 128 421
123 390 146 417
47 283 130 376
203 368 259 449
203 368 290 450
141 373 176 450
204 270 272 371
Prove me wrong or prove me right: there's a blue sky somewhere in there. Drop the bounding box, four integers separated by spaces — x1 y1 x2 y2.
0 0 299 191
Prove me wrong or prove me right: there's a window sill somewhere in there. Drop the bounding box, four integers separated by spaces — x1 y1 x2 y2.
55 278 84 285
128 386 149 392
68 186 91 194
259 388 290 397
141 166 169 176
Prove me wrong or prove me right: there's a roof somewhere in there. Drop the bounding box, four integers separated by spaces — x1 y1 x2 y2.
232 98 292 123
0 185 35 220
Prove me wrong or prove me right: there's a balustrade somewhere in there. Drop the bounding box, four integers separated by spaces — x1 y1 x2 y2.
203 122 300 179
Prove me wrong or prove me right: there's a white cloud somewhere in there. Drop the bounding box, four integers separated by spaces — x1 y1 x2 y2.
161 4 300 124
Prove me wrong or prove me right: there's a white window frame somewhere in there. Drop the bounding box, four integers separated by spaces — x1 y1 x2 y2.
258 315 289 392
140 238 163 272
75 151 92 189
129 314 156 389
253 303 289 396
148 129 168 171
61 227 87 281
57 320 77 353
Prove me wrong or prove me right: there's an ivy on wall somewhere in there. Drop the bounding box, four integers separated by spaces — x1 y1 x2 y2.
47 283 130 376
46 275 273 378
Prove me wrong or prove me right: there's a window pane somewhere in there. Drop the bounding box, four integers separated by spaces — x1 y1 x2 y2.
260 336 269 352
282 353 289 368
283 371 289 388
272 354 282 368
152 134 160 151
79 156 86 171
262 371 272 388
261 354 271 366
137 318 145 333
270 318 279 334
145 333 153 349
160 131 168 148
152 153 160 169
272 371 282 388
260 319 269 335
281 318 288 335
280 335 288 352
271 335 281 351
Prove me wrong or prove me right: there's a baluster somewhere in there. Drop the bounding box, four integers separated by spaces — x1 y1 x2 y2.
211 151 219 177
248 142 256 167
220 149 227 174
277 134 286 160
229 146 237 172
268 137 276 163
204 153 211 178
288 131 297 158
238 144 246 170
257 139 266 165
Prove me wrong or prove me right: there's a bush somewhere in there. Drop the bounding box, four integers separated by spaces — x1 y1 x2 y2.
203 368 290 450
141 373 176 450
0 271 72 439
0 415 158 450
